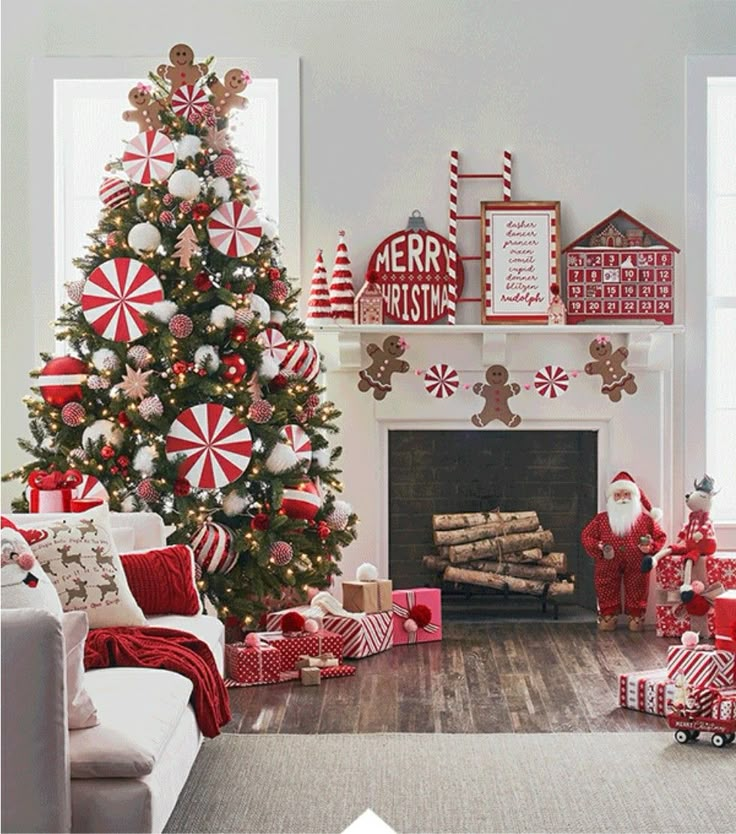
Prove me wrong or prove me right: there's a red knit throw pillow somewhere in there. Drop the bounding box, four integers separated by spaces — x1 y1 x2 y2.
120 545 202 616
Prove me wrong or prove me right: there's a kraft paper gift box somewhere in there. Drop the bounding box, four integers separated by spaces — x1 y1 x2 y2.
714 590 736 653
392 588 442 646
225 643 281 685
706 553 736 589
260 629 343 672
666 644 736 689
618 669 675 716
342 579 393 613
265 605 324 631
320 611 393 659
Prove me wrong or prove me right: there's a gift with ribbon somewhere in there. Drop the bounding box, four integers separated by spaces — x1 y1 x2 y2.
654 582 724 638
714 590 736 653
27 468 83 513
264 605 324 632
224 642 281 686
310 591 393 658
712 687 736 720
666 642 735 689
259 629 343 672
706 553 736 590
341 569 393 614
392 588 442 646
618 668 675 716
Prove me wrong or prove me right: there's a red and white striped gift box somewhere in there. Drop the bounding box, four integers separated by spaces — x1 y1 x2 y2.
618 669 674 716
321 611 393 659
666 644 735 689
225 643 281 685
712 688 736 720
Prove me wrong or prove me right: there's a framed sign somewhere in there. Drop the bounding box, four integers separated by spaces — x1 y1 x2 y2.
481 201 560 323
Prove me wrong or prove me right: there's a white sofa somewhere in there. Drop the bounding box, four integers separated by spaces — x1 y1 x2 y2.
1 512 225 834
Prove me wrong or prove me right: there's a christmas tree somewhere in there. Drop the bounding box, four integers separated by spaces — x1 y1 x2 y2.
4 44 358 628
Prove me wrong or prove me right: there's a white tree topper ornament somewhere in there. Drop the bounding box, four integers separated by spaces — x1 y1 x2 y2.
122 130 176 185
166 404 253 489
533 365 569 398
207 200 262 257
424 363 459 398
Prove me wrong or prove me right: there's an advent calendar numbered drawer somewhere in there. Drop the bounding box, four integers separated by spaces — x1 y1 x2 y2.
568 300 584 314
638 299 655 314
584 253 603 266
656 252 673 266
639 268 655 282
569 268 585 282
639 284 655 298
637 251 656 266
585 300 603 314
568 253 584 267
656 283 672 298
585 285 603 298
603 252 620 267
656 300 673 315
622 268 637 281
603 300 620 315
603 284 620 297
621 300 637 316
568 284 584 298
657 268 672 282
585 269 602 282
622 284 637 298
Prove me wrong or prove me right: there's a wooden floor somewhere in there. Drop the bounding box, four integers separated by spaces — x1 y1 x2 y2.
225 621 671 734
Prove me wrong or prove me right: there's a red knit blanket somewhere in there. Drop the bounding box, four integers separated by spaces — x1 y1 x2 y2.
84 626 231 738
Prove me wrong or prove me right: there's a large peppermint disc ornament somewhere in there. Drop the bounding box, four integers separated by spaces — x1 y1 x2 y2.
122 130 176 185
191 521 238 574
207 201 262 257
424 363 459 398
534 365 569 399
82 258 164 342
281 425 312 467
281 478 322 521
166 403 252 489
281 340 320 382
170 84 209 121
73 474 110 503
256 327 288 364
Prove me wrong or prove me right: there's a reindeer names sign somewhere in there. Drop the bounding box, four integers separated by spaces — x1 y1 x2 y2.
366 225 464 324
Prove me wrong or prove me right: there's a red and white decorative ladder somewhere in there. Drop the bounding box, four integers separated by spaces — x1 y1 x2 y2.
446 150 512 324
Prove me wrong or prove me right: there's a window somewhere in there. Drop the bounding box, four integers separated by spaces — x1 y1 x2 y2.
31 56 299 357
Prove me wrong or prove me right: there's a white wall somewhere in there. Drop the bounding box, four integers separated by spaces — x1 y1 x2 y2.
3 0 736 512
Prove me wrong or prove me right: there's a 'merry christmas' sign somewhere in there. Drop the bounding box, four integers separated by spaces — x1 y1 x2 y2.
367 228 464 324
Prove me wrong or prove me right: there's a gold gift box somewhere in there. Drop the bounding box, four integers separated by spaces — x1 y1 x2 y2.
341 579 393 613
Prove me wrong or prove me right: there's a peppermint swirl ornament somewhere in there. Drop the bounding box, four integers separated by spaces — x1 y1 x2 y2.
424 363 459 398
122 130 176 185
269 541 293 566
170 84 209 121
61 402 86 427
533 365 569 398
248 400 274 424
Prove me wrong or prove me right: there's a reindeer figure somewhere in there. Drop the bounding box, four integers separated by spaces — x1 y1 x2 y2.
48 520 69 540
58 545 85 569
65 577 88 606
96 574 118 602
77 518 98 540
91 545 115 569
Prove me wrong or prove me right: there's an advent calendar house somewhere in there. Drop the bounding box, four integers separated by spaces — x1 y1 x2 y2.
563 209 680 324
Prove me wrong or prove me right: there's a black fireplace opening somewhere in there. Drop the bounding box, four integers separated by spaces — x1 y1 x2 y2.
387 429 598 613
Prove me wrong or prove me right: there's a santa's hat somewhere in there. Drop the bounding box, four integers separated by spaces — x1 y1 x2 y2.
606 471 662 522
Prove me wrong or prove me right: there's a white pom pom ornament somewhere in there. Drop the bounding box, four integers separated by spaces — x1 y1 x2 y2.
211 177 231 201
168 169 202 200
356 562 378 582
194 345 220 373
151 300 178 323
222 491 250 517
82 419 124 449
247 293 271 321
265 442 299 474
177 135 202 161
210 304 235 328
257 353 280 382
259 216 279 239
127 222 161 253
133 445 157 476
92 348 120 372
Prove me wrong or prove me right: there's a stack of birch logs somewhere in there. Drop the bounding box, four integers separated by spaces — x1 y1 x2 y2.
423 510 575 599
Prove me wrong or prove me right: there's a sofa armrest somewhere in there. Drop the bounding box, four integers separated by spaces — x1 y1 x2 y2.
1 609 71 833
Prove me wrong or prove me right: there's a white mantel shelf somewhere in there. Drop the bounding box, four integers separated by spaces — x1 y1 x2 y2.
310 323 685 370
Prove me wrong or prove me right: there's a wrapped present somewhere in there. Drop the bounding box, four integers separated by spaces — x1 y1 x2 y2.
342 579 393 613
654 586 722 638
655 552 686 591
320 664 356 679
706 552 736 589
666 643 735 689
668 681 718 717
265 605 324 632
225 643 281 685
392 588 442 646
714 590 736 652
655 604 691 639
618 669 675 716
27 468 83 513
260 629 343 672
712 688 736 720
310 591 393 658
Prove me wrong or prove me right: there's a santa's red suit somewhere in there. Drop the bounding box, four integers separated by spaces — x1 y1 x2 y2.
669 510 717 564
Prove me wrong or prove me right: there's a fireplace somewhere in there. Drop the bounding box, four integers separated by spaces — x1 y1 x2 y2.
387 429 598 610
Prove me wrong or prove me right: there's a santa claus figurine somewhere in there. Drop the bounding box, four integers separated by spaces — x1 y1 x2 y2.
581 471 666 631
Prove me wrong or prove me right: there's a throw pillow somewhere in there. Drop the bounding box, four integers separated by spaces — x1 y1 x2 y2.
1 518 63 616
19 504 146 629
62 611 99 729
120 544 202 616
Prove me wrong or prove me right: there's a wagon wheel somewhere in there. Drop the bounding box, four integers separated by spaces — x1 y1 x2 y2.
674 729 689 744
711 733 726 748
724 733 735 744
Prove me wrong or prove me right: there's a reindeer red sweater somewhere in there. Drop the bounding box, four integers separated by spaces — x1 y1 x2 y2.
669 510 717 564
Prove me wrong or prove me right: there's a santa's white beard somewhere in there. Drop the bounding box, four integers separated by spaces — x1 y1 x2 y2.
607 494 643 536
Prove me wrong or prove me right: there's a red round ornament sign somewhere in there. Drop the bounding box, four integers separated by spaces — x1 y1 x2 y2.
366 229 464 324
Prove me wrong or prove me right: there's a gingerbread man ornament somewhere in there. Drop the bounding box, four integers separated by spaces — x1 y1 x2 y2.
585 336 637 402
471 365 521 428
122 83 164 132
157 43 208 99
357 335 409 401
209 68 250 118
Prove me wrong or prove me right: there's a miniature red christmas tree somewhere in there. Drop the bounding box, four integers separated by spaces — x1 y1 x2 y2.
306 249 332 324
329 230 355 322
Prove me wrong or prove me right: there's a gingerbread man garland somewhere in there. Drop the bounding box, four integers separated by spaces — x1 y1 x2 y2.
157 43 208 100
209 68 250 118
585 336 637 402
357 336 410 401
471 365 521 428
122 83 164 132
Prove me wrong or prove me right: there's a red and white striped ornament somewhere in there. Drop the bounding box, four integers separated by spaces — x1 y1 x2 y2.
213 154 237 178
136 479 159 503
99 176 130 209
169 313 194 338
122 130 176 185
447 150 458 325
61 402 86 426
306 249 332 323
159 210 175 226
329 230 354 321
127 345 153 369
39 356 88 406
503 150 512 201
81 258 164 342
165 403 252 489
281 479 322 521
245 175 260 201
281 424 312 466
191 521 238 574
424 363 459 398
170 84 209 122
269 541 293 566
207 200 262 258
87 375 110 391
256 327 288 364
533 365 569 398
73 474 109 503
138 395 163 421
281 340 320 382
248 400 274 424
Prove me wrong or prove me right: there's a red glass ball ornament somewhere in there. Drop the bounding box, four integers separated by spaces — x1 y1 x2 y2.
100 445 116 459
269 267 281 281
117 455 130 467
40 356 88 406
408 603 432 629
193 271 213 291
172 360 189 375
317 521 330 540
250 513 270 531
220 353 247 384
229 325 248 343
270 374 288 391
117 411 131 427
192 201 211 221
174 477 191 497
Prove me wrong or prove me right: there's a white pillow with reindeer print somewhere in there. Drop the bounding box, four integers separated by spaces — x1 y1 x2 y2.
20 504 145 629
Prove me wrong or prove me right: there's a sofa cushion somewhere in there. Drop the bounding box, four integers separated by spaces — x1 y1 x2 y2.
69 667 193 778
62 611 99 730
146 613 225 676
121 545 202 616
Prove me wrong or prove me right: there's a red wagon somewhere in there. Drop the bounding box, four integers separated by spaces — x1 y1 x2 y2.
667 705 736 748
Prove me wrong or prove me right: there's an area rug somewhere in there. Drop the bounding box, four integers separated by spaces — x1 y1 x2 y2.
164 732 734 833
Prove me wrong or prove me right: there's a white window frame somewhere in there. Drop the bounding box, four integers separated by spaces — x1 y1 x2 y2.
30 55 300 359
686 55 736 547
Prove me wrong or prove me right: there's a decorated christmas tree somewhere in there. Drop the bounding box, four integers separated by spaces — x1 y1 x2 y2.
4 43 358 628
